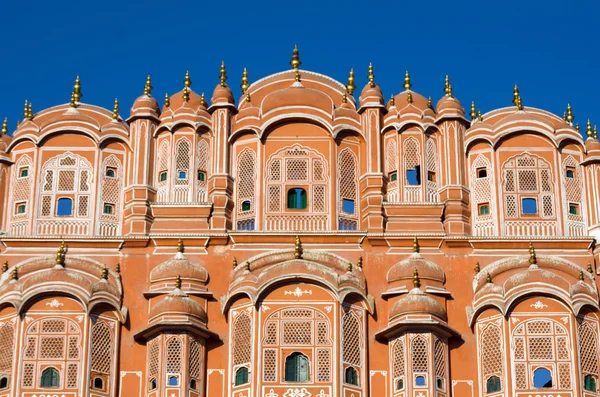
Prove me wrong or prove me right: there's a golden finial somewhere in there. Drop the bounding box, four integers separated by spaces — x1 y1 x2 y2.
245 261 251 271
388 94 395 108
295 235 302 259
587 262 593 274
245 92 251 103
220 61 228 87
478 110 483 121
184 71 192 88
182 87 190 102
427 97 433 109
563 111 567 121
448 84 453 98
357 256 363 268
112 98 119 120
101 266 109 280
368 63 375 88
486 272 492 283
346 261 353 272
586 119 593 137
70 92 77 108
512 84 520 107
73 76 82 103
164 93 170 108
576 122 580 133
2 261 8 273
290 44 301 70
56 242 65 266
175 275 182 289
407 91 413 104
177 238 184 253
474 261 480 273
413 236 419 253
346 68 356 95
294 69 301 82
1 117 7 135
470 101 477 120
115 262 120 273
144 75 152 96
444 75 451 96
27 102 33 120
594 125 598 140
529 242 537 265
200 93 206 107
566 103 574 124
11 267 17 281
241 67 249 94
342 92 347 103
232 257 238 269
404 70 412 91
413 268 420 288
23 100 28 119
579 270 585 281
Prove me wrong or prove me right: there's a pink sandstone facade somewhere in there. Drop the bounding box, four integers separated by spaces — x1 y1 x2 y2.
0 46 600 397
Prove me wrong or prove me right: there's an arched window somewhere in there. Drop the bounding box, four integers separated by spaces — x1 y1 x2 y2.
486 376 501 393
98 154 123 236
41 367 60 388
10 155 32 228
90 320 114 391
563 155 585 236
236 148 257 230
149 378 157 390
0 376 8 389
415 375 426 386
533 367 552 388
235 367 249 385
284 352 309 382
105 168 116 178
478 322 503 393
93 377 104 389
147 339 159 391
338 148 358 229
167 375 179 386
156 139 170 201
426 138 439 202
345 366 358 385
471 154 495 236
579 320 600 392
196 139 210 201
404 138 421 187
585 375 597 392
392 337 405 391
386 137 399 201
287 188 307 209
56 197 73 216
190 379 197 390
173 138 192 202
396 378 404 390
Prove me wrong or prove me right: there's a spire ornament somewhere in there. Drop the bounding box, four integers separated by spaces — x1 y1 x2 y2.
357 256 363 268
576 123 580 133
588 262 593 274
342 93 347 103
474 262 480 274
388 94 395 108
427 97 433 109
200 93 206 107
413 268 421 289
346 261 353 273
175 275 182 289
2 261 8 273
486 273 492 283
566 103 574 125
346 68 356 95
586 119 593 138
529 242 537 265
1 117 7 135
290 44 301 70
407 91 413 104
177 238 184 253
27 103 33 120
246 92 251 103
220 61 228 87
73 76 82 103
56 242 65 267
594 125 598 140
112 98 119 120
478 110 483 121
579 270 585 281
232 257 238 269
444 75 451 96
184 71 192 89
182 87 190 102
470 101 477 120
241 67 249 94
115 263 120 273
11 266 17 281
164 93 170 108
23 100 28 120
512 84 523 110
368 63 375 88
245 261 251 271
144 75 152 96
101 266 109 280
413 236 420 253
295 235 302 259
404 70 412 91
70 92 77 108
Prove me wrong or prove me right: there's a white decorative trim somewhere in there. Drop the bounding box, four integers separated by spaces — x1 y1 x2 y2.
46 298 64 308
284 287 313 297
530 301 548 309
283 388 312 397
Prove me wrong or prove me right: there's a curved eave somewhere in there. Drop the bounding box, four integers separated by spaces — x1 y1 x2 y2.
258 112 335 140
134 320 219 341
375 318 461 341
154 120 213 137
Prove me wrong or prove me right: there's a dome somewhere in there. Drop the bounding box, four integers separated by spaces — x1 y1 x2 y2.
211 84 234 105
130 94 160 117
0 134 12 153
394 91 429 112
149 251 208 284
436 95 465 116
389 288 447 321
91 278 120 296
261 86 334 115
359 82 384 108
149 288 207 323
585 138 600 154
503 267 570 293
387 252 445 284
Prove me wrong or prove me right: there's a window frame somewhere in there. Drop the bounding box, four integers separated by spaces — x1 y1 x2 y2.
234 366 249 386
284 352 310 382
19 167 29 178
477 167 488 179
287 188 308 210
521 197 538 215
56 197 74 217
105 167 117 178
40 367 60 388
159 171 168 182
15 201 27 215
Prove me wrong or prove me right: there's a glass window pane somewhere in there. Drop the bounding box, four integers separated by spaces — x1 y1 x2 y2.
521 198 537 214
406 168 421 185
533 368 552 388
56 198 73 216
342 199 355 214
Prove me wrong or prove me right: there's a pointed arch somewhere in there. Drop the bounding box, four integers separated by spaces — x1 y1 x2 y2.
98 154 123 236
236 148 257 230
173 137 193 203
471 154 496 236
338 148 358 230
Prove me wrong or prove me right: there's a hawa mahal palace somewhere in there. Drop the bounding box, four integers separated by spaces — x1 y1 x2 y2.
0 46 599 397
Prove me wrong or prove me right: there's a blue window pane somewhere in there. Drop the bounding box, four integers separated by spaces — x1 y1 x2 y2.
237 219 255 231
522 198 537 214
339 219 357 231
415 375 426 386
533 368 552 388
178 171 187 179
167 376 178 386
56 198 73 216
406 167 421 185
342 199 355 214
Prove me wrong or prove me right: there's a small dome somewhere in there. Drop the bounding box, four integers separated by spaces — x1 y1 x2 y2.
389 288 447 321
211 84 234 105
149 289 207 323
394 91 429 112
150 252 208 284
436 95 465 116
0 134 12 153
387 253 445 284
359 83 384 108
91 278 120 296
503 267 569 293
586 138 600 154
131 94 160 117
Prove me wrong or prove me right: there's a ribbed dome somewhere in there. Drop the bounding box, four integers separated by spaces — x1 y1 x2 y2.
149 288 207 323
436 95 465 116
394 91 429 111
359 83 384 108
387 253 445 284
91 278 120 296
211 84 234 105
503 268 569 293
389 288 447 321
131 94 160 117
0 134 12 153
150 252 208 284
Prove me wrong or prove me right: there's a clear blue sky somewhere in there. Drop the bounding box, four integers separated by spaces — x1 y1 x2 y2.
0 0 598 135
